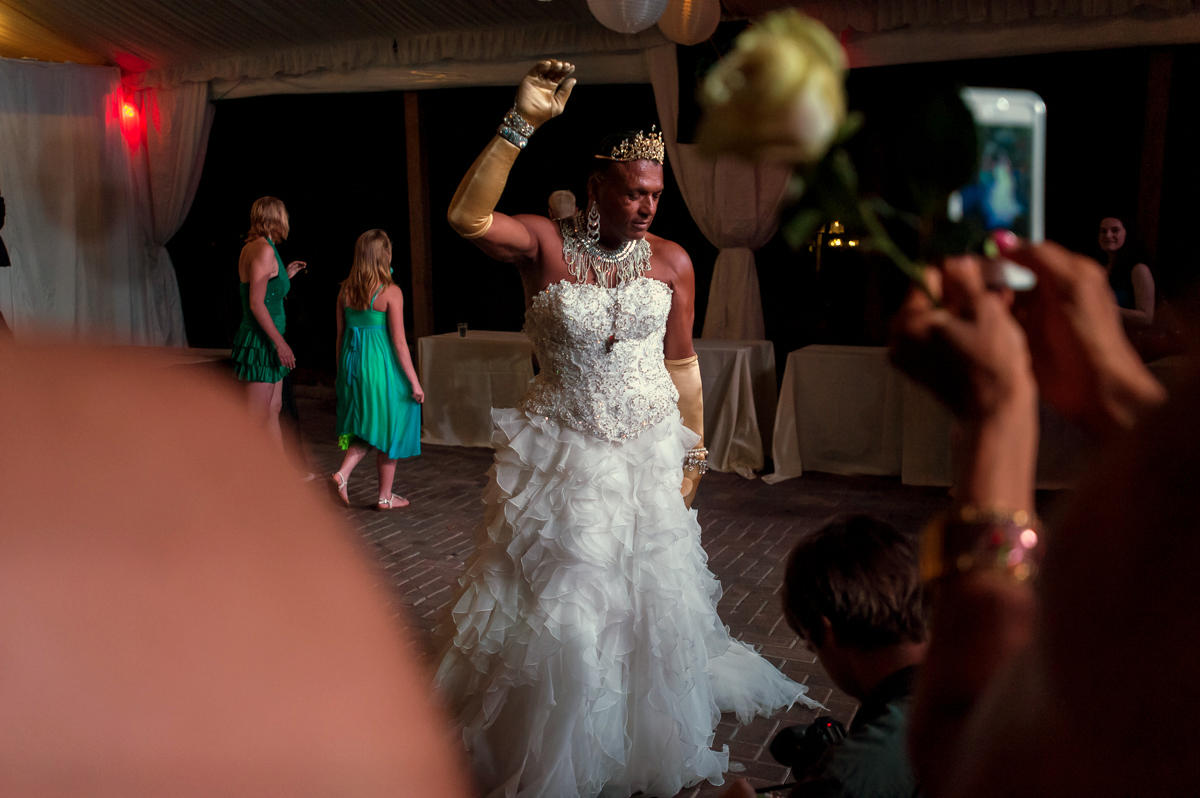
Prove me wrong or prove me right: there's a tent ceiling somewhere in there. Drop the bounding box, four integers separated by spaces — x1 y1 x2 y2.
6 0 1200 90
0 0 604 70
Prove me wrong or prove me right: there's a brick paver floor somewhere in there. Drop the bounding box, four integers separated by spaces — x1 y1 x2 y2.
295 386 953 797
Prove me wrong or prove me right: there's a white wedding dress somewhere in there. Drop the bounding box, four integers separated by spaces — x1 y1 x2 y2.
434 277 815 798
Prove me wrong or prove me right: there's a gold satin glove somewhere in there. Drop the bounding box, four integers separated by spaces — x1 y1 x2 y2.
514 59 576 128
666 354 706 508
446 60 576 240
446 140 520 239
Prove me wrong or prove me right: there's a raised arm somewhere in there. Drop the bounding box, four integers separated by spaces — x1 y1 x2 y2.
890 257 1039 796
446 60 576 265
999 235 1165 437
246 241 294 369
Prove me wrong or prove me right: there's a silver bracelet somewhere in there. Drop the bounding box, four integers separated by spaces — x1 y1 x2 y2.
684 447 709 475
503 107 535 137
497 125 528 149
497 107 534 149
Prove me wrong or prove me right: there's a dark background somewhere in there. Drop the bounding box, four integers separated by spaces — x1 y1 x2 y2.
168 44 1199 380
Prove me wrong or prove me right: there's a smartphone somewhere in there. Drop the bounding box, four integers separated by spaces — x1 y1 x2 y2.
949 88 1046 289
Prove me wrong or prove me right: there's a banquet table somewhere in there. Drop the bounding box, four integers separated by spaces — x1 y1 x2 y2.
766 344 1091 487
418 330 534 448
416 331 778 471
693 338 777 478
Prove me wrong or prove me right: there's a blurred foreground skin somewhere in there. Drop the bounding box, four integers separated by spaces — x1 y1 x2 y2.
892 240 1199 797
0 342 472 798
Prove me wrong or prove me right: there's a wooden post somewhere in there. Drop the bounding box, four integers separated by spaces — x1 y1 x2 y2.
1138 50 1172 263
404 91 435 339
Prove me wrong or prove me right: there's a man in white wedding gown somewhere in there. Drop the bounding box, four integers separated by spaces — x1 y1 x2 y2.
435 60 817 798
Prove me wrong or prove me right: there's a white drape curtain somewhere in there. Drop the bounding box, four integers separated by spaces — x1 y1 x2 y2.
645 44 791 341
0 57 205 344
136 82 215 346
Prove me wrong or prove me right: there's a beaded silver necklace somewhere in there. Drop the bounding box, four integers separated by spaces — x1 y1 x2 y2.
559 214 653 352
559 214 652 289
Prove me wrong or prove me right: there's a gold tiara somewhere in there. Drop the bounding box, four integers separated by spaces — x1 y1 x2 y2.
596 127 665 164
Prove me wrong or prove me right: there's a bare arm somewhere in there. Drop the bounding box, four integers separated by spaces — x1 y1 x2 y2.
662 241 696 361
1120 262 1155 327
384 286 424 403
661 241 704 505
1004 238 1164 437
246 242 295 369
890 258 1039 796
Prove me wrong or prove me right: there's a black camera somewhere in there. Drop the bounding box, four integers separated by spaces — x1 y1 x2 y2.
768 716 848 774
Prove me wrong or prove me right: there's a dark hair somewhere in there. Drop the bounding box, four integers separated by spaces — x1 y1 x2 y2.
1098 214 1149 269
782 515 929 650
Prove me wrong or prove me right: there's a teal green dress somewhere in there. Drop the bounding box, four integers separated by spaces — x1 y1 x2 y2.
232 238 291 383
336 286 421 460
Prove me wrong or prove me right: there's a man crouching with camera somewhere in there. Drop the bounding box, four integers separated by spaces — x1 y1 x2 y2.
724 515 929 798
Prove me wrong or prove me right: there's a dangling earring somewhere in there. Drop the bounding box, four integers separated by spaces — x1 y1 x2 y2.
587 201 600 244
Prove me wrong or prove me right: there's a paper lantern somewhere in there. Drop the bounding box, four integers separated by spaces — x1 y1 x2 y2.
657 0 721 45
587 0 669 34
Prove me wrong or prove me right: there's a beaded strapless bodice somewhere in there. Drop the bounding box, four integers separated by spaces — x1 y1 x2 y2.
521 278 678 441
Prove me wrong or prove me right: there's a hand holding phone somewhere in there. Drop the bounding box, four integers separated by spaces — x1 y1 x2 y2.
950 87 1046 290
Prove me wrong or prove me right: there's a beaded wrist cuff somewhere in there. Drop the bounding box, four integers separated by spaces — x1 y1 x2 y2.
920 505 1042 584
497 108 534 149
503 108 535 137
497 125 528 149
684 446 709 475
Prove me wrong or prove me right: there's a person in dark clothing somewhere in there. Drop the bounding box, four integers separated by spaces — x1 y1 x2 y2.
0 192 10 268
723 515 929 798
1 191 11 335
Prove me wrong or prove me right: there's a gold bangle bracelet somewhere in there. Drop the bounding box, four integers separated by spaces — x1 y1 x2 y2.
919 505 1043 584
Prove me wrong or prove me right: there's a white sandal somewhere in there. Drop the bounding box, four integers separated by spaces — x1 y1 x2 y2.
376 494 410 510
330 472 349 507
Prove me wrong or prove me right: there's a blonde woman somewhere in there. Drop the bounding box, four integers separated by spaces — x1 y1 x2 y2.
331 230 424 510
232 196 306 446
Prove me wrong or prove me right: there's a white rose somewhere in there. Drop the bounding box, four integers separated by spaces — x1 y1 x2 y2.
698 10 847 164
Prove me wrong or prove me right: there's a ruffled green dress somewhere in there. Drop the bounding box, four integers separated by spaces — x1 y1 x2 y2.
335 286 421 460
231 239 291 383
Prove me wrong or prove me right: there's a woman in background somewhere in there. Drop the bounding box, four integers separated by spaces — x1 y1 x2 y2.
331 229 424 510
232 196 306 447
1098 215 1155 328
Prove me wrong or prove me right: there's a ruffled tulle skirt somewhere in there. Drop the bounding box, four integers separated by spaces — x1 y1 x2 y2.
433 408 815 798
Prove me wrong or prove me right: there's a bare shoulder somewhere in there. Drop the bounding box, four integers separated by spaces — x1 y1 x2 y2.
384 283 406 304
243 236 272 257
516 213 562 247
513 213 567 276
648 234 694 281
240 237 276 280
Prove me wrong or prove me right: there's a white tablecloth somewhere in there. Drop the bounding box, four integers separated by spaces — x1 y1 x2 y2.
418 331 533 448
694 339 777 478
765 345 903 483
417 331 778 470
766 344 1091 487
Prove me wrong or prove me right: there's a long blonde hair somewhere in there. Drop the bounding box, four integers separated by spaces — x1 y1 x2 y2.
246 196 289 242
341 229 393 310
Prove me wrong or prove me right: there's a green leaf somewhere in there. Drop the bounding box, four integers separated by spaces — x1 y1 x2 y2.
783 208 825 250
785 173 808 203
828 148 859 195
833 111 865 146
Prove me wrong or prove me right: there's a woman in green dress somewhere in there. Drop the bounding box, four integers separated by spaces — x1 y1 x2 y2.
331 229 424 510
232 196 306 449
